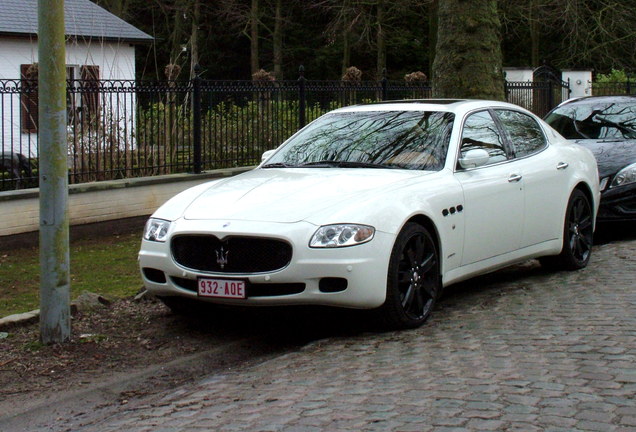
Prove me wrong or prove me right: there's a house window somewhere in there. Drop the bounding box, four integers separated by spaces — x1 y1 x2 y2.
20 63 101 132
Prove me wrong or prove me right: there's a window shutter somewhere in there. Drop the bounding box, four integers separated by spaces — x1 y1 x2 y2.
80 65 100 125
20 64 38 133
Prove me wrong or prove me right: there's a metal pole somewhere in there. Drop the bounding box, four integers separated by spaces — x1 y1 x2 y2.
38 0 70 344
298 65 306 128
381 68 388 101
192 64 202 174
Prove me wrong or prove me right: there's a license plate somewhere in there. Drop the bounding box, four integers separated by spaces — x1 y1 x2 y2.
198 278 246 299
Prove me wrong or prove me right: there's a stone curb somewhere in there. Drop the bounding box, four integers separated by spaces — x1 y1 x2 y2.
0 309 39 330
0 292 116 330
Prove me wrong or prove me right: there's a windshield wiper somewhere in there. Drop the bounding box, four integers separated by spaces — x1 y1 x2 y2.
261 162 296 168
298 160 340 168
298 160 395 169
334 161 397 169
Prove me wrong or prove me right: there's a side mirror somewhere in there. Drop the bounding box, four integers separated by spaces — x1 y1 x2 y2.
458 149 490 169
261 149 276 163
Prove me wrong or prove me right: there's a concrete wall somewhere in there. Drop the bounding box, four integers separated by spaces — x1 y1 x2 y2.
0 167 251 242
503 68 533 82
562 70 593 99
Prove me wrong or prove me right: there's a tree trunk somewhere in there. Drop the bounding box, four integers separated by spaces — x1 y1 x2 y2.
189 0 200 80
432 0 505 100
529 0 540 67
342 0 352 76
169 4 186 65
428 0 438 79
273 0 283 80
250 0 260 76
376 0 386 80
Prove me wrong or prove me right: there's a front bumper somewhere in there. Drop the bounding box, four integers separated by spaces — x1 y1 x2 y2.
597 183 636 221
138 219 395 309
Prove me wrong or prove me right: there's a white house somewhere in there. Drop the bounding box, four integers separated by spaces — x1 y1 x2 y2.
0 0 152 158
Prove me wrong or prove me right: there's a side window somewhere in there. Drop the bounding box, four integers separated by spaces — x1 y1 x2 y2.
459 110 507 166
495 109 547 157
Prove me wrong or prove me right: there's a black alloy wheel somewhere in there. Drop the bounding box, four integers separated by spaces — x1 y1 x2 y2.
541 188 594 270
379 223 441 329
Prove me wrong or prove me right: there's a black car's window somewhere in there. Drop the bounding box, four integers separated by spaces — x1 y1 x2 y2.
263 111 455 171
459 110 507 166
495 109 547 157
545 100 636 140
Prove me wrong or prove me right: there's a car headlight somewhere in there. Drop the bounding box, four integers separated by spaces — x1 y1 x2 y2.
610 163 636 188
309 224 375 248
143 218 171 242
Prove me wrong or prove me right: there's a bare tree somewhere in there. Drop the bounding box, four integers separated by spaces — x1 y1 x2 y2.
499 0 636 70
313 0 426 79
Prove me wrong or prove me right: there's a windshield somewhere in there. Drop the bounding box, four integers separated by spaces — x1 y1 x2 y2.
263 110 455 171
545 100 636 140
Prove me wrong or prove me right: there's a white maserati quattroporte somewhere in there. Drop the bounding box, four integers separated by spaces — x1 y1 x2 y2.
139 99 600 329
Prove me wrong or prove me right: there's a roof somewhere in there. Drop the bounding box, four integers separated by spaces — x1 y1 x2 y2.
0 0 153 43
554 95 636 109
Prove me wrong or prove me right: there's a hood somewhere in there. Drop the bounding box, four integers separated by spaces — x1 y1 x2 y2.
574 139 636 178
182 168 428 223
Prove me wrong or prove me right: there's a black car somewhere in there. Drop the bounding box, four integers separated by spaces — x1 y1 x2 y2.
545 95 636 221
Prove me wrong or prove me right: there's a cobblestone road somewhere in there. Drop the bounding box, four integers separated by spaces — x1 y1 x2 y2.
70 238 636 431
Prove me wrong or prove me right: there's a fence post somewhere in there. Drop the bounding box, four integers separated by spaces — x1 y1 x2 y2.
192 64 202 174
298 65 306 128
381 68 388 101
627 77 632 95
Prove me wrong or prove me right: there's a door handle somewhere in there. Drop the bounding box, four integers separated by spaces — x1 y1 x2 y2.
557 162 569 170
508 174 522 183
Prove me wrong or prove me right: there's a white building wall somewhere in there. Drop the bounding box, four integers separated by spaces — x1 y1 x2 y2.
562 70 592 99
0 38 137 156
503 68 533 82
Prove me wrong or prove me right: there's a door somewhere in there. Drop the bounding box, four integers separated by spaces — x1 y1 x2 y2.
493 109 571 247
454 110 525 265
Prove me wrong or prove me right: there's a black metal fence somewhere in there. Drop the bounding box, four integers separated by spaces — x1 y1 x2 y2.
0 74 433 191
591 80 635 96
0 72 629 191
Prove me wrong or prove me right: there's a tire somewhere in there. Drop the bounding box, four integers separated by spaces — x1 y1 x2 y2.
540 188 593 271
377 223 441 329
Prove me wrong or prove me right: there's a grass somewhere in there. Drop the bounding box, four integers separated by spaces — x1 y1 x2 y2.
0 232 143 318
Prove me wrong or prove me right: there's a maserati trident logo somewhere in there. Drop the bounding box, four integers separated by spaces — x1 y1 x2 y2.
215 247 229 269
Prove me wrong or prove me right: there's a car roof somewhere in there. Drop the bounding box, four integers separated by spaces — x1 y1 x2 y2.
332 99 527 115
553 95 636 109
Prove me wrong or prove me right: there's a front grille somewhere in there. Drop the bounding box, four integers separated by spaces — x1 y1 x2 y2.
171 235 292 273
171 276 305 297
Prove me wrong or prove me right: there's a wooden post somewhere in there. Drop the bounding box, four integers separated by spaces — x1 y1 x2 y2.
38 0 70 344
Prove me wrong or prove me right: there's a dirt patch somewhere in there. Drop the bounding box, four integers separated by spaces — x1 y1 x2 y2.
0 296 249 419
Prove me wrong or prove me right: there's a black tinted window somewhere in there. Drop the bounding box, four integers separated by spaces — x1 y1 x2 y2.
495 110 547 157
460 110 507 165
545 100 636 139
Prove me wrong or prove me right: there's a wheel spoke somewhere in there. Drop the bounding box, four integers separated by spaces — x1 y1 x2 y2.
401 284 415 309
413 288 425 316
579 215 593 231
421 281 435 299
572 199 582 221
414 236 425 264
420 252 435 274
398 271 410 285
406 246 417 268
